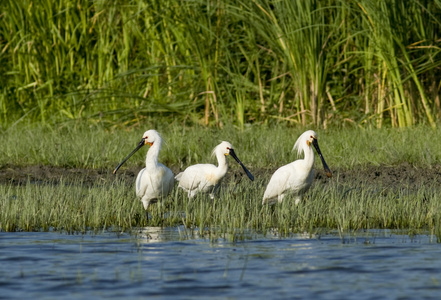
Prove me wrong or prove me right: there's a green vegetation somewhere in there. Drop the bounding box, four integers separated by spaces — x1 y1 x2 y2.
1 124 441 169
1 0 441 129
1 124 441 240
1 170 441 241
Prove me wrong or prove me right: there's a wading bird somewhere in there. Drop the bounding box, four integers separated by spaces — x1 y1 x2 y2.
262 130 332 205
175 141 254 199
113 130 174 212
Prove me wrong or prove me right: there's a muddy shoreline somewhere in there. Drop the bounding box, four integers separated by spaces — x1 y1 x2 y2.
1 163 440 189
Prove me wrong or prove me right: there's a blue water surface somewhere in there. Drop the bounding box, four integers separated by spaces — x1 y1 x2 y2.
1 228 440 300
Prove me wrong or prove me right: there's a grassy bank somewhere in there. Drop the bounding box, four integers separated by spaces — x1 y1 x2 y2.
1 0 441 128
1 124 441 239
1 124 441 169
2 173 441 241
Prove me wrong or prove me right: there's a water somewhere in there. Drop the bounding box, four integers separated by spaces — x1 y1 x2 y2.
1 228 441 300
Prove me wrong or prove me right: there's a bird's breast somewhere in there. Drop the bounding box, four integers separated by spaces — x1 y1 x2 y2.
204 173 220 185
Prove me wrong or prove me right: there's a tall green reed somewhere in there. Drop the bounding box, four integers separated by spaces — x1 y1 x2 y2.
1 0 440 128
355 0 440 128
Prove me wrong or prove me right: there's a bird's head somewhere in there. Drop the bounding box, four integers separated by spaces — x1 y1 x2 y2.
222 141 234 156
293 130 318 156
305 131 318 147
212 141 254 181
113 129 162 175
293 130 332 178
211 141 234 157
142 129 161 146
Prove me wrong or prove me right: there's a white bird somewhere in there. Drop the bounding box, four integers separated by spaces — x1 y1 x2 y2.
113 130 175 211
262 130 332 205
175 141 254 199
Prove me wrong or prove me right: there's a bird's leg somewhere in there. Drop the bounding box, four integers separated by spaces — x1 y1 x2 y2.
142 198 151 224
145 209 149 223
159 198 165 225
209 190 217 205
277 194 286 204
211 184 221 200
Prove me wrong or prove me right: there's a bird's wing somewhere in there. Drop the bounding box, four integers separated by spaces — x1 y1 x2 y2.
159 164 175 194
263 165 292 201
175 172 183 181
283 160 313 192
177 164 215 190
136 165 175 199
135 168 148 197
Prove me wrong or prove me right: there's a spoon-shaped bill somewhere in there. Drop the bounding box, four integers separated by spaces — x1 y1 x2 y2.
312 139 332 178
229 149 254 181
113 138 145 174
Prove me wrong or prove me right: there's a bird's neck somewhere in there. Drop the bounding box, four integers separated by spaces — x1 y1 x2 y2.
215 153 229 178
302 145 315 168
146 141 161 166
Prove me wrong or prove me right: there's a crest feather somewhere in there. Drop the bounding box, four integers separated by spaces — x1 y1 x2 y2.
292 130 317 158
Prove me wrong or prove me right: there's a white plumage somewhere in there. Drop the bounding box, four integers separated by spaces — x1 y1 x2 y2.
113 130 174 211
262 130 331 205
176 141 254 199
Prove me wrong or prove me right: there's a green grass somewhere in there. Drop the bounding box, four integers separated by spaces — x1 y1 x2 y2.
1 123 441 169
0 179 138 233
2 124 441 240
1 174 440 241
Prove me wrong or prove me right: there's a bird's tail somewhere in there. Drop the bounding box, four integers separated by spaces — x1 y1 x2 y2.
175 172 183 181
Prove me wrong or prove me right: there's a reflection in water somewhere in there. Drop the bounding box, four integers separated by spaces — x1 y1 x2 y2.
135 226 205 243
1 230 441 299
137 226 177 243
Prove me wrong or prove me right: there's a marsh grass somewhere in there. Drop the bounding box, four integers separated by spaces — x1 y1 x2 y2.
2 175 441 241
0 179 141 233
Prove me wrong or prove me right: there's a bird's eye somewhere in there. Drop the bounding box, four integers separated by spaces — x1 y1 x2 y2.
226 147 230 150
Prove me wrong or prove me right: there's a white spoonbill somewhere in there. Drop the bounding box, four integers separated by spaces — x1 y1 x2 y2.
262 130 332 205
175 141 254 199
113 130 174 211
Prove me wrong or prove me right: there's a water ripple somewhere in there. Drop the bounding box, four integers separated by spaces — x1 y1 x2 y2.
1 229 441 299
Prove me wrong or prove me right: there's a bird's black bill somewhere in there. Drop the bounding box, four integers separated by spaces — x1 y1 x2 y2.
229 149 254 181
312 139 332 178
113 138 145 174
